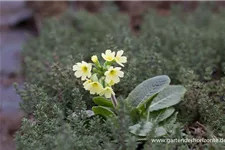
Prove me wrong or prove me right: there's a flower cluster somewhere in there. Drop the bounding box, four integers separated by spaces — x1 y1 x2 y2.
73 50 127 98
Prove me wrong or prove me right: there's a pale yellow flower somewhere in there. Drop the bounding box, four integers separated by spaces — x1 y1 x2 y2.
85 81 103 94
83 79 92 90
101 49 115 62
108 80 115 86
73 61 92 80
115 50 127 67
100 87 115 98
104 66 124 84
91 55 98 63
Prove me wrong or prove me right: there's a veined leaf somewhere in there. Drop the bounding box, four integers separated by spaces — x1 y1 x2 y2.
137 93 158 113
93 96 114 108
149 85 186 112
129 122 153 137
149 107 175 123
129 122 167 137
160 112 178 127
155 127 167 137
92 106 116 118
127 75 171 108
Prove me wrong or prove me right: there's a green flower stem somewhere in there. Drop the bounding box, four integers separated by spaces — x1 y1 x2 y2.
94 61 101 68
104 61 113 67
111 94 118 108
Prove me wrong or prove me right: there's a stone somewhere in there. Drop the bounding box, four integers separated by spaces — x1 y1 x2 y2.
0 30 31 74
0 84 23 112
0 1 32 26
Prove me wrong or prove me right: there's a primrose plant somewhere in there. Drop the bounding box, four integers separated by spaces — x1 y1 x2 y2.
73 49 186 139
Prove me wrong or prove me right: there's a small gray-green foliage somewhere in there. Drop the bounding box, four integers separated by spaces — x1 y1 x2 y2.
17 4 225 150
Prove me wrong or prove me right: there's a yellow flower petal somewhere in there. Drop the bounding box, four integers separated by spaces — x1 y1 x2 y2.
100 87 115 98
75 70 82 78
115 50 127 67
81 75 87 81
104 66 124 84
83 80 92 90
86 81 103 94
102 49 115 62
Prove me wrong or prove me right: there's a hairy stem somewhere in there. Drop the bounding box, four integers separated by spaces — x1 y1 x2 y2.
111 94 118 108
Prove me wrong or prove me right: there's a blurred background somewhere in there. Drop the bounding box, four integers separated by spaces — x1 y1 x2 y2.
0 1 225 150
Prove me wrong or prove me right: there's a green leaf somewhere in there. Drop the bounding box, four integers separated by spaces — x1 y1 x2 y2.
127 75 171 108
149 107 175 123
149 85 186 112
92 106 116 118
130 108 141 123
137 93 158 113
129 122 167 137
93 97 114 108
161 112 178 127
129 122 153 137
155 127 167 137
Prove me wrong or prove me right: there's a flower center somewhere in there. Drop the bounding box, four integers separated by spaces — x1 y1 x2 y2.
106 56 113 60
93 82 98 87
82 66 88 72
109 70 116 76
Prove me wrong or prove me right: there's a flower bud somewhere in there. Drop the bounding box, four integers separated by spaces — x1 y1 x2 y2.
91 55 98 63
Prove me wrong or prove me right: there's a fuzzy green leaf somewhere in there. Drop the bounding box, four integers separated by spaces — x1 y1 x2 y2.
129 122 153 137
127 75 171 108
149 107 175 123
129 122 167 137
155 127 167 137
149 85 186 112
161 112 178 127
